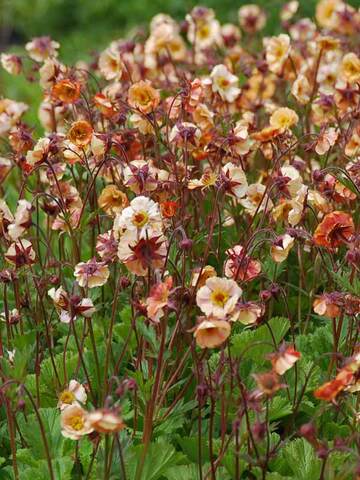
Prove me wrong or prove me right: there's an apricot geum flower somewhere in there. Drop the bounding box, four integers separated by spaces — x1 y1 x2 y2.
1 1 360 477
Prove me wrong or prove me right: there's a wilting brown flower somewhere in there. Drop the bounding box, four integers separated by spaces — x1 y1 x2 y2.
313 211 354 249
68 120 93 147
253 371 285 396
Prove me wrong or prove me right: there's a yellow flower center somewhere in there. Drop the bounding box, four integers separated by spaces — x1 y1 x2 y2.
198 24 210 40
69 415 85 431
217 77 230 89
211 289 229 307
132 211 149 227
59 390 75 404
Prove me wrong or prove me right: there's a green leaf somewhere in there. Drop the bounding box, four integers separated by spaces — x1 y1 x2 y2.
231 317 290 362
16 408 71 460
279 438 322 480
125 441 184 480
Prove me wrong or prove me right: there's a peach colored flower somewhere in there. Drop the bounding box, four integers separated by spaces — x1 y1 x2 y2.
196 277 242 318
128 81 160 114
146 277 173 323
268 344 301 375
270 234 295 263
191 265 217 289
57 380 87 410
224 245 261 282
264 34 291 75
117 231 167 276
60 404 93 440
86 409 125 433
25 36 59 62
313 293 342 318
194 317 231 349
270 107 298 131
98 185 128 216
210 64 240 103
238 5 266 33
98 46 123 81
74 258 110 288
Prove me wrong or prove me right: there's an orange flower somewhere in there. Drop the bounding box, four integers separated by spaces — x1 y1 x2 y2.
251 126 281 142
52 79 81 104
68 120 93 147
128 80 160 114
313 211 354 249
314 368 354 402
161 200 178 219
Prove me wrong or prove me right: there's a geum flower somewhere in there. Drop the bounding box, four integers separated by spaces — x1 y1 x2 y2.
68 120 93 147
224 245 261 282
48 286 95 323
114 195 162 237
118 230 167 276
96 230 119 263
98 185 128 216
267 343 301 375
313 354 360 402
313 292 343 318
210 64 240 103
264 34 291 75
270 234 295 263
86 408 125 433
194 316 231 349
7 199 32 241
146 276 173 323
196 277 242 318
51 79 81 104
219 163 248 199
5 239 36 268
231 301 264 325
128 80 160 114
60 404 93 440
74 258 110 288
253 371 286 397
57 380 87 410
238 4 266 33
313 211 354 249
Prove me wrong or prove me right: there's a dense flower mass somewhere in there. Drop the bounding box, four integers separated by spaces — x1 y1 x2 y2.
0 1 360 478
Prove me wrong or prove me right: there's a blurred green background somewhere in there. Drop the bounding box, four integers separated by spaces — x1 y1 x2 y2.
0 0 359 126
